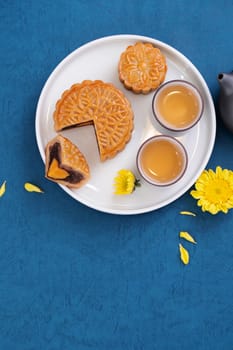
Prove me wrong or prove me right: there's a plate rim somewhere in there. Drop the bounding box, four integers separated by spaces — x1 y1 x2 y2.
35 34 216 215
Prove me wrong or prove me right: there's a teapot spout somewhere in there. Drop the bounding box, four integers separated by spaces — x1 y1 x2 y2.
218 72 233 96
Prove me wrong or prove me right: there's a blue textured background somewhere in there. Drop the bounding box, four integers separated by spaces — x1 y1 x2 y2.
1 1 233 349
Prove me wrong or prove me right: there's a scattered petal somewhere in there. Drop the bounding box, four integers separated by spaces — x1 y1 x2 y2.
179 231 197 244
0 181 6 197
179 243 189 265
24 182 44 193
180 211 196 216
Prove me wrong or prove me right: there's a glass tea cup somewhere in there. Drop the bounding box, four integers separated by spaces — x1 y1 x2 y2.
152 80 203 132
136 135 188 186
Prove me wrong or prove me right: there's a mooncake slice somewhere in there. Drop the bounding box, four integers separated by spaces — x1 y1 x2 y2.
53 80 134 161
118 42 167 94
45 135 90 188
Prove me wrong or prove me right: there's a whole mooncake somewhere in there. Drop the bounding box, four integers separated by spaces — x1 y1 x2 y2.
118 42 167 94
45 135 90 188
53 80 134 161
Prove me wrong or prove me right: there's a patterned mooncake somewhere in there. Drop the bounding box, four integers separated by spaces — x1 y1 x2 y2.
118 42 167 94
53 80 134 161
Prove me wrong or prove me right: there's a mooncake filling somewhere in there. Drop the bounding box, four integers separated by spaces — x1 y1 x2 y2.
47 142 84 184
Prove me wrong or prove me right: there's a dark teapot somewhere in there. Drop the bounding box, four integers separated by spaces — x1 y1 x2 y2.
218 72 233 133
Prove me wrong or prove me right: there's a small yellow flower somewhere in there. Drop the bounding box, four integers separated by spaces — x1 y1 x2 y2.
190 166 233 214
114 169 140 195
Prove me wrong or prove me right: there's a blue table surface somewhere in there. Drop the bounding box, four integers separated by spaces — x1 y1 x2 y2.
1 1 233 349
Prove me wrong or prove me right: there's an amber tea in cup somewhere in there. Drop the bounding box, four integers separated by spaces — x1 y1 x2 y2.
136 135 188 186
152 80 203 131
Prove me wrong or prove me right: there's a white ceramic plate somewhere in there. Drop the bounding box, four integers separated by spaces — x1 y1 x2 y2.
35 34 216 215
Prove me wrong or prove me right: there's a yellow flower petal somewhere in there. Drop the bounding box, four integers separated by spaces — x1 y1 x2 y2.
216 166 222 176
179 231 197 244
180 211 196 216
0 181 6 197
190 190 200 199
195 182 205 191
24 182 44 193
179 243 189 265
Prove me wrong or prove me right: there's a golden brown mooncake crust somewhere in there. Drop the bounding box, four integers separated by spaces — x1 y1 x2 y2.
53 80 134 161
118 42 167 94
45 134 90 188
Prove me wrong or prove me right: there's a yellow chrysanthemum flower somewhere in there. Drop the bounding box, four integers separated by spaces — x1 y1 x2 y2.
190 166 233 214
114 169 140 195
